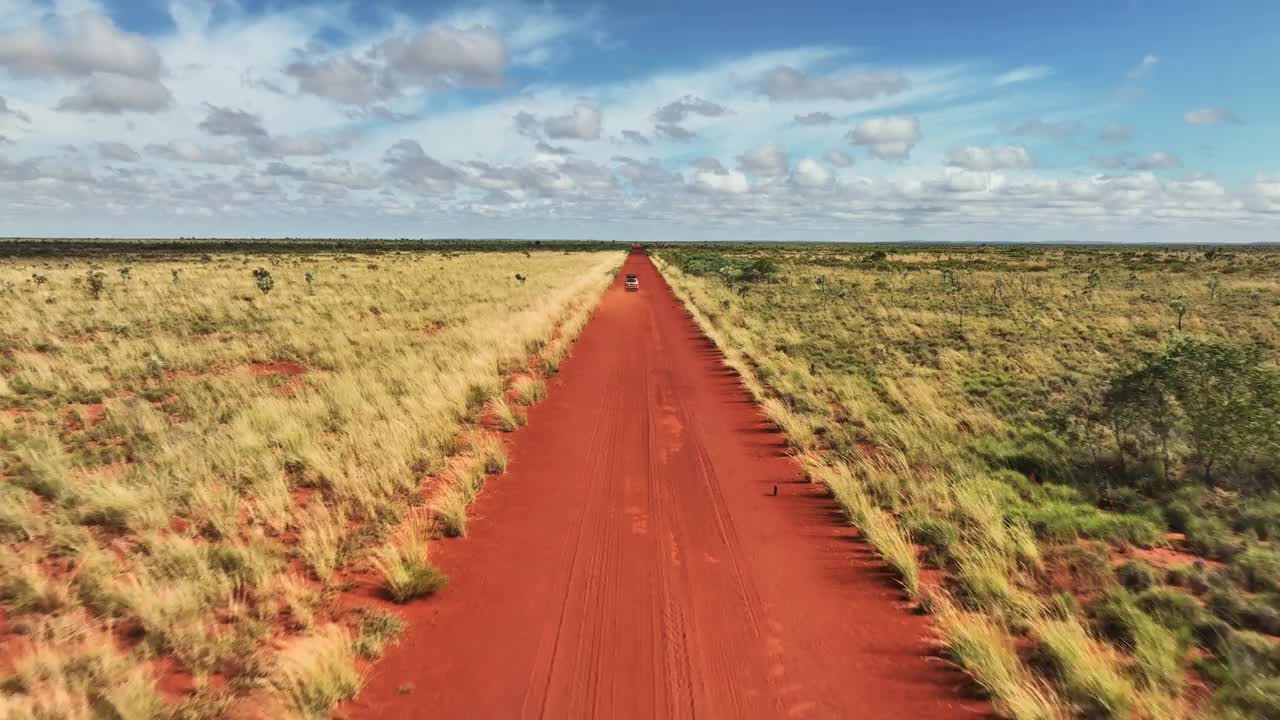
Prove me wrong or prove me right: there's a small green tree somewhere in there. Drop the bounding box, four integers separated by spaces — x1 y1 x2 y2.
1102 339 1280 489
1168 296 1189 331
1160 340 1279 485
253 268 274 295
941 268 965 330
85 269 106 299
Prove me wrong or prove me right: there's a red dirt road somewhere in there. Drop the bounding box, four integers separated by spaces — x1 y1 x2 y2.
346 251 984 719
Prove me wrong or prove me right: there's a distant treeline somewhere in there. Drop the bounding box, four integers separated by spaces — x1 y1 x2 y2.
0 238 627 259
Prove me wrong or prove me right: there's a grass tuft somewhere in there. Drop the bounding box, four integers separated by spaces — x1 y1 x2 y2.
486 396 525 432
511 375 548 406
269 624 361 720
370 516 448 603
353 608 406 659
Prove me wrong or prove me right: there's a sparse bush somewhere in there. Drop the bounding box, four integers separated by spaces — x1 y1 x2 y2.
1136 587 1204 638
464 380 500 419
370 517 447 603
933 601 1064 720
1186 516 1243 561
1030 618 1133 719
1087 590 1185 690
487 396 524 432
1208 586 1280 635
1115 559 1160 592
269 625 361 720
466 432 508 475
511 375 547 405
353 608 406 659
85 268 106 299
1228 546 1280 593
253 267 274 295
430 484 469 538
298 503 343 581
909 516 960 565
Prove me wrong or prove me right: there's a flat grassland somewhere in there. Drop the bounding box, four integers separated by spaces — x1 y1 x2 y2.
0 246 620 718
657 244 1280 720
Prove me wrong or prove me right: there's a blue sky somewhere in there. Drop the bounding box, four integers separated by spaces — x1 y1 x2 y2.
1 0 1277 241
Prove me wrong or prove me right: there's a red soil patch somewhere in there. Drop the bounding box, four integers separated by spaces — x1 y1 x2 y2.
1119 534 1221 570
151 656 227 702
0 408 34 418
247 361 306 377
344 252 985 719
245 361 308 397
0 608 35 676
62 402 107 431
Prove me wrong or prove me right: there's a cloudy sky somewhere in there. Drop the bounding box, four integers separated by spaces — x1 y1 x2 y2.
1 0 1277 241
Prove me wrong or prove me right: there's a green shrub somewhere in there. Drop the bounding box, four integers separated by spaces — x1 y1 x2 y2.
1020 503 1164 547
1208 587 1280 635
908 517 960 565
1086 590 1184 690
1228 546 1280 593
1164 562 1203 588
1115 559 1160 592
1186 516 1243 561
370 523 448 604
1030 618 1132 719
1040 542 1115 595
1136 587 1205 638
1194 617 1234 654
1233 499 1280 540
1163 500 1195 534
353 609 406 659
1088 590 1146 649
971 424 1070 479
1214 676 1280 720
1200 629 1280 681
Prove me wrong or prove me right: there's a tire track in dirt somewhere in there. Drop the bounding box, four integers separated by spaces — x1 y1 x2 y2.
344 250 987 720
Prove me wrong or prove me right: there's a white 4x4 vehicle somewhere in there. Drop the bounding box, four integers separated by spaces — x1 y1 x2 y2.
624 273 639 291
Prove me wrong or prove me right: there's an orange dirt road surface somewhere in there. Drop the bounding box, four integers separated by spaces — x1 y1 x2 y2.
345 251 986 720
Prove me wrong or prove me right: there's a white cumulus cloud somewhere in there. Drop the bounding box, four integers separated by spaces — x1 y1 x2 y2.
847 115 921 161
791 158 833 188
57 74 173 114
694 169 750 194
737 143 789 177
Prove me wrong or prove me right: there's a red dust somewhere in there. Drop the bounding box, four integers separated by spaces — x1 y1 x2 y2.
247 361 306 377
343 252 985 720
1119 534 1221 571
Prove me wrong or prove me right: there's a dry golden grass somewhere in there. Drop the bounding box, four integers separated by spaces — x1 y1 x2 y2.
0 247 621 715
